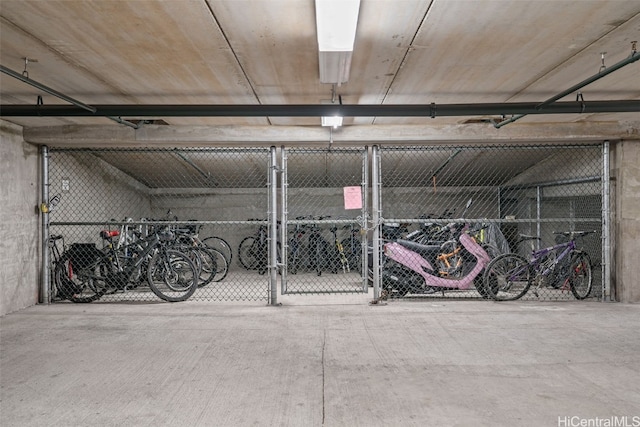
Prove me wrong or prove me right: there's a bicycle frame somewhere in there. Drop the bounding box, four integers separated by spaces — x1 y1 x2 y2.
48 235 65 299
527 240 575 278
84 233 162 287
330 225 350 274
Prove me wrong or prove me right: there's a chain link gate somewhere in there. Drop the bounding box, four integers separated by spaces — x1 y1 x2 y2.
280 147 369 294
46 147 273 303
372 143 606 301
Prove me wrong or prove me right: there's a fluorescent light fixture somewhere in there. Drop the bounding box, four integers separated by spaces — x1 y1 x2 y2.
315 0 360 84
321 99 343 128
321 115 343 128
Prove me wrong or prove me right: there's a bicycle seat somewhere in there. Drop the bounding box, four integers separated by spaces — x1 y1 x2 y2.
396 239 441 257
100 230 120 239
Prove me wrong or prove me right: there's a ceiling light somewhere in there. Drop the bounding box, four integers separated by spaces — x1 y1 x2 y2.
321 96 343 128
315 0 360 84
321 115 343 128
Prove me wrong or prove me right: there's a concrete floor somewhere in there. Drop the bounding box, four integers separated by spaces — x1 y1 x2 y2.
1 295 639 427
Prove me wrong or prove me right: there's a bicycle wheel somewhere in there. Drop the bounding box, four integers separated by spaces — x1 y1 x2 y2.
185 246 213 287
238 236 261 270
341 237 361 273
54 252 107 303
288 243 301 274
483 253 531 301
315 239 324 276
474 275 494 299
147 248 198 302
569 251 592 300
198 247 229 285
202 236 233 265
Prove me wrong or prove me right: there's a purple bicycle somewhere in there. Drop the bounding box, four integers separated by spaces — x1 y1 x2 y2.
483 231 595 301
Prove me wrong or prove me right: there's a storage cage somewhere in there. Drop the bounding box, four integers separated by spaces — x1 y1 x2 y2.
44 142 608 304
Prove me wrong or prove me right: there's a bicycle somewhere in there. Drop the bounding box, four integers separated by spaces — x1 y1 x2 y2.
329 224 350 274
55 226 199 302
483 230 595 301
172 218 233 266
173 224 229 285
340 223 362 273
306 216 332 276
238 219 281 275
157 211 231 265
48 234 66 301
287 217 307 274
201 235 233 266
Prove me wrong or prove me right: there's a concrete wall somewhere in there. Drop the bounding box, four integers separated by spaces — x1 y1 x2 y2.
0 121 40 316
48 152 151 245
614 141 640 303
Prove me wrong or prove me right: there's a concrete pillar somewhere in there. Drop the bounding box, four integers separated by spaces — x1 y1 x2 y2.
0 120 40 315
614 140 640 302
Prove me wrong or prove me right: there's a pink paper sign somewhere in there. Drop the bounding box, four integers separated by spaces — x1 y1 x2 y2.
343 186 362 210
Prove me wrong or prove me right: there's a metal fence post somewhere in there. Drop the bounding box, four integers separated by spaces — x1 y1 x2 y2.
536 186 542 250
371 145 381 300
602 140 611 301
269 146 279 305
41 145 50 304
280 146 288 296
361 146 369 291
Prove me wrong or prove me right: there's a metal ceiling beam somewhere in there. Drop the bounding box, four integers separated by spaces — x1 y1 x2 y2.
2 100 639 118
494 49 640 128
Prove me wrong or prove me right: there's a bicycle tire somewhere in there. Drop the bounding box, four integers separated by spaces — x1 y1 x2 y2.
54 252 107 303
483 253 532 301
288 245 300 274
569 251 592 300
181 245 203 278
188 246 214 287
177 245 227 285
238 236 259 270
202 236 233 265
475 275 494 299
341 237 362 273
200 247 229 285
147 248 198 302
315 238 323 276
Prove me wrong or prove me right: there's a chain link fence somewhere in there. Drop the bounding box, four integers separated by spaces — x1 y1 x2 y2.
375 144 604 301
47 147 272 303
46 143 606 304
281 148 368 294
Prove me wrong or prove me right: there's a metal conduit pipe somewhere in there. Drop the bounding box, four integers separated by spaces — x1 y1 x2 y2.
494 50 640 128
1 100 639 117
0 65 97 113
0 64 139 129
